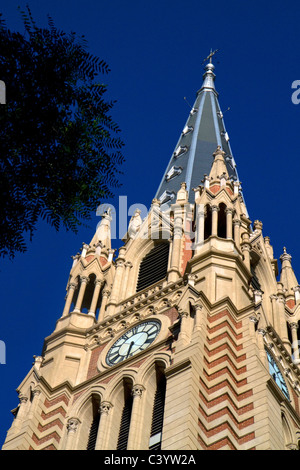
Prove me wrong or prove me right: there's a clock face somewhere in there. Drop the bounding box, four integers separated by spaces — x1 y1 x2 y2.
266 350 290 400
106 320 161 366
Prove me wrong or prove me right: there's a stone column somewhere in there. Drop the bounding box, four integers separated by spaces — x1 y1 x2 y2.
88 279 103 317
277 282 291 352
95 401 113 450
233 218 241 249
194 304 203 332
211 205 219 236
62 281 77 317
27 387 41 421
107 247 126 314
98 288 110 322
241 232 251 270
290 322 300 364
127 385 145 450
225 208 234 239
73 276 89 313
195 205 205 252
178 310 192 345
168 205 183 283
270 294 280 331
65 417 81 450
12 393 29 432
120 261 133 300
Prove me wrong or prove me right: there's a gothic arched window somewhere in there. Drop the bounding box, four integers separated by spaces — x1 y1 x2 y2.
136 243 169 292
149 366 166 450
116 380 133 450
204 204 212 240
86 394 101 450
217 203 227 238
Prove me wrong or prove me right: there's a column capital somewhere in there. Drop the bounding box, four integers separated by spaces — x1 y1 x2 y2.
31 387 41 399
18 393 28 404
69 281 78 290
233 218 241 226
258 328 267 336
100 401 113 415
80 275 89 284
225 207 234 214
95 278 104 288
195 304 203 312
249 315 259 324
132 384 145 398
67 417 81 433
178 309 189 319
115 258 125 268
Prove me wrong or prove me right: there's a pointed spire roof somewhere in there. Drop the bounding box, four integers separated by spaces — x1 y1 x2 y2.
280 247 299 295
209 145 229 181
155 54 239 207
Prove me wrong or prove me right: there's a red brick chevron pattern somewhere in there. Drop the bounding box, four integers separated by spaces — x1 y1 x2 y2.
198 308 256 450
30 394 69 450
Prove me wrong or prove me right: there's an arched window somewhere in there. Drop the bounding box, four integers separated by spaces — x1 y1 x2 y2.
116 379 134 450
81 273 96 313
86 394 101 450
218 203 227 238
136 243 169 292
149 365 166 450
204 204 212 240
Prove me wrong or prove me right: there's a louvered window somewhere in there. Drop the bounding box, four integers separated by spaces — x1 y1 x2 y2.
136 243 169 292
149 375 166 450
87 413 100 450
116 394 133 450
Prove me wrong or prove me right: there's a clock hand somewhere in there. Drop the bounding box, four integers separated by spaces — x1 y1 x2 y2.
126 341 135 358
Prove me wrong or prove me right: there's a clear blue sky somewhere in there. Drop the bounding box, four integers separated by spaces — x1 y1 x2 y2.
1 0 300 447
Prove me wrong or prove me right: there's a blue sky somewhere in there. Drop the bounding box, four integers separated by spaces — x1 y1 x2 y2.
1 0 300 446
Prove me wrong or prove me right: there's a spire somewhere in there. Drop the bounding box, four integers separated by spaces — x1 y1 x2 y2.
155 52 239 208
279 247 299 296
209 145 229 181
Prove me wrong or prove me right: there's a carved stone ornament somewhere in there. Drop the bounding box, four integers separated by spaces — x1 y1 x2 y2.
19 393 28 404
67 417 80 433
100 401 113 415
132 384 145 398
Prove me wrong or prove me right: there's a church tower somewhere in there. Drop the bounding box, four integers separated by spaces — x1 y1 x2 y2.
3 55 300 451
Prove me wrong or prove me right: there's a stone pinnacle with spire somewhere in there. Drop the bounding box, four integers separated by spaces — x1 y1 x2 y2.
280 247 299 298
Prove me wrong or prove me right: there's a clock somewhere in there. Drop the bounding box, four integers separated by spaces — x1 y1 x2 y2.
106 320 161 366
266 349 290 400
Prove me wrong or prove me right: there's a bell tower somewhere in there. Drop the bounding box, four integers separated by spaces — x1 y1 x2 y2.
3 57 300 451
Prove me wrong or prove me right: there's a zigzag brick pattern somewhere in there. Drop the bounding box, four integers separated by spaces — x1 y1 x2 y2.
197 309 256 450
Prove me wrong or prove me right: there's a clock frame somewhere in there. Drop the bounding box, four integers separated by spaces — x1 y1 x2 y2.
105 320 161 366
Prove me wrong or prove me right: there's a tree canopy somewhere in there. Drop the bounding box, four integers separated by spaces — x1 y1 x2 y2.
0 6 125 259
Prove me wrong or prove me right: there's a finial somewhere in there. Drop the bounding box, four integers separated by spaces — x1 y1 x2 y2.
200 49 219 92
280 246 292 263
202 49 219 66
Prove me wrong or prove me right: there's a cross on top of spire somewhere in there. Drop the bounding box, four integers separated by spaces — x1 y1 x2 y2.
202 49 219 65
